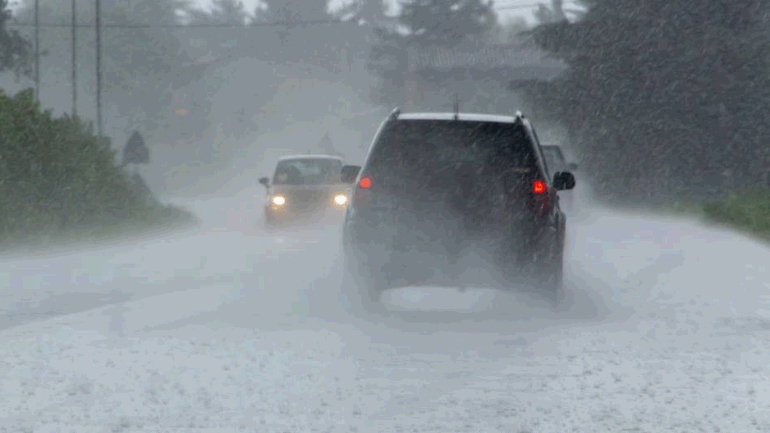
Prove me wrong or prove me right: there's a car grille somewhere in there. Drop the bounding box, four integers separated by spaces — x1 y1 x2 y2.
287 190 328 209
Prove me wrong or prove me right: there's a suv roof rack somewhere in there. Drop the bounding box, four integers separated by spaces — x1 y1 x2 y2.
389 107 401 120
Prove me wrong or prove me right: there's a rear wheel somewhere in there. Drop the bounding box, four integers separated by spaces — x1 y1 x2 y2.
491 232 529 291
541 250 564 303
493 227 564 303
536 233 565 304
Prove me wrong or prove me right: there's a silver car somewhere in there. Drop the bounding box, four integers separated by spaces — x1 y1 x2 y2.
258 155 353 228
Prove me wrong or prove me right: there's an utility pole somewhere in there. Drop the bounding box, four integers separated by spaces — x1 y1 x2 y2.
34 0 39 102
72 0 77 117
95 0 103 137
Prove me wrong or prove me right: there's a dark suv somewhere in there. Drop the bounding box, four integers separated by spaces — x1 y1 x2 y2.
339 109 576 308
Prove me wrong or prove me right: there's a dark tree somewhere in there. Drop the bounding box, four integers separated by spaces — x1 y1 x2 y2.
261 0 329 25
0 0 32 78
337 0 387 24
523 0 770 201
187 0 248 25
399 0 496 46
366 0 497 107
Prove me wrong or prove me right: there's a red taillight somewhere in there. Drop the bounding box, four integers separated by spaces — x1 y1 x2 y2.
533 180 547 194
359 176 372 189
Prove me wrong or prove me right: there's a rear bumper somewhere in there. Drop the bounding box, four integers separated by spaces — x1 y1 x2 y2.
342 216 558 272
342 240 549 292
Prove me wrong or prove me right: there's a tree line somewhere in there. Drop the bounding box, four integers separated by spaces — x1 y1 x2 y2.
0 0 383 178
363 0 770 202
520 0 770 201
0 0 511 176
4 0 762 203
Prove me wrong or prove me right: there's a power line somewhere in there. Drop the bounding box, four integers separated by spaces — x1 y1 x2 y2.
72 0 77 117
96 0 102 137
6 18 351 28
33 0 39 102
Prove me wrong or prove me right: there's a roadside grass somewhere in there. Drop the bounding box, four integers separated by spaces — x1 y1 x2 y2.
700 190 770 244
609 190 770 245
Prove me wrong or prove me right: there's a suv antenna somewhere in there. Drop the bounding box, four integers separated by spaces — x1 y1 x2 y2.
453 94 460 120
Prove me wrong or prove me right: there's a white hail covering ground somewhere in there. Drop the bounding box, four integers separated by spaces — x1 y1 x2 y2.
1 187 770 433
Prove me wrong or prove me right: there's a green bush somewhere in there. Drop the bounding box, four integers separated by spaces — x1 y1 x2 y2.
0 88 197 247
702 190 770 240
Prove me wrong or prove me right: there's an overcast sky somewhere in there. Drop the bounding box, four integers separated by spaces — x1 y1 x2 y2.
7 0 567 25
193 0 549 24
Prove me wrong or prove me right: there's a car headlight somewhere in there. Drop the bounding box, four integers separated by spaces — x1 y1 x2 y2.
333 194 348 206
271 195 286 206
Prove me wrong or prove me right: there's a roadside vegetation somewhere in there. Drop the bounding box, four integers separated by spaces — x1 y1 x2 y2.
0 89 197 251
700 191 770 242
504 0 770 245
612 192 770 244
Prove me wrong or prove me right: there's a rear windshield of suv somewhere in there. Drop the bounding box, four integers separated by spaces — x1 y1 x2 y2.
365 120 537 192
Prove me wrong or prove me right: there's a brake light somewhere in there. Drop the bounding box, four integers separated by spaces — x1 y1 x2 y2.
358 176 372 189
533 180 547 194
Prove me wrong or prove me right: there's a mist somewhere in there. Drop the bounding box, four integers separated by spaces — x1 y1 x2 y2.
3 1 770 432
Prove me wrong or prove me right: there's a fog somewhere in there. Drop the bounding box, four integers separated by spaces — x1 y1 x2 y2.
1 2 391 197
3 0 770 431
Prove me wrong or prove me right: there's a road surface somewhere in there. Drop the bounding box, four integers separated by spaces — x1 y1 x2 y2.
1 192 769 433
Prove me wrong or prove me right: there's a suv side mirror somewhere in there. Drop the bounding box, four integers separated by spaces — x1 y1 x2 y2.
566 162 578 171
553 171 576 191
258 176 270 187
341 165 361 184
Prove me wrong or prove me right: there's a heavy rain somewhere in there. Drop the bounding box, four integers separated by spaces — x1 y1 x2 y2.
1 0 770 431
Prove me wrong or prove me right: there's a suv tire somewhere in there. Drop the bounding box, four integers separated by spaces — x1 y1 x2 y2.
490 228 531 290
542 248 564 303
536 233 565 304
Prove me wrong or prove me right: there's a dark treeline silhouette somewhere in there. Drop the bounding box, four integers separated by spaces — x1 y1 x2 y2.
14 0 763 204
521 0 770 202
5 0 376 187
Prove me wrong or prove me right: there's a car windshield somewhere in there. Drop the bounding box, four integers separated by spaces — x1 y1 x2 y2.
541 146 566 173
272 158 343 185
365 120 536 196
